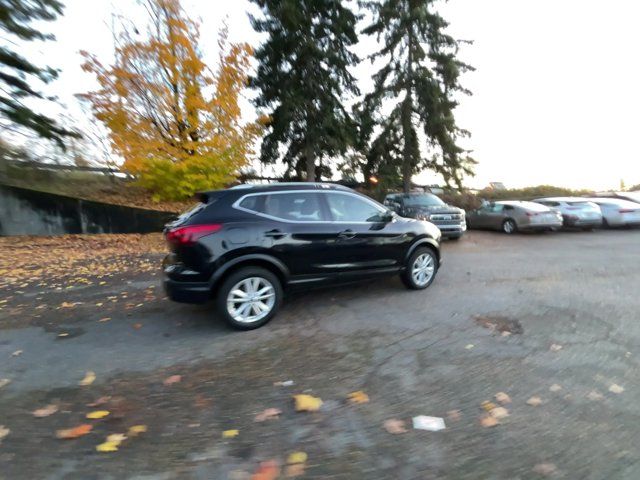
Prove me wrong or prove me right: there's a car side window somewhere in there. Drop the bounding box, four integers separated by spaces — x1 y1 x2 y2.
503 205 514 211
492 205 505 213
238 192 325 222
325 193 386 222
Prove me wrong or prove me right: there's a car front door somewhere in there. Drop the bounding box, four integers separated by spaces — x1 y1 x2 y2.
323 191 407 277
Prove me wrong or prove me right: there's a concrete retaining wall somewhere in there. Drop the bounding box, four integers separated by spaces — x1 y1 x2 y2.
0 184 176 236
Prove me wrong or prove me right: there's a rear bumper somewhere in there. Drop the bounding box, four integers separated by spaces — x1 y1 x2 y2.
563 216 602 227
163 278 211 304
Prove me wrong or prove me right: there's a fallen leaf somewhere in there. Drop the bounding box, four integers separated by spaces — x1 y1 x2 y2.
500 330 511 337
106 433 127 443
56 424 93 439
287 451 308 464
495 392 511 404
587 390 603 401
222 429 239 438
479 415 499 428
98 317 111 322
293 394 323 412
133 323 142 330
254 408 282 422
128 425 147 436
550 343 563 352
533 463 557 476
347 391 369 404
0 378 10 389
489 406 510 419
33 404 58 418
57 333 69 338
273 380 294 387
79 371 96 386
285 463 305 478
464 344 474 350
86 410 110 419
60 302 76 308
251 460 280 480
526 396 543 407
12 350 22 357
96 440 120 452
163 375 181 386
87 396 111 407
447 410 462 422
609 384 624 394
383 419 407 434
549 384 562 392
481 401 497 412
0 425 10 441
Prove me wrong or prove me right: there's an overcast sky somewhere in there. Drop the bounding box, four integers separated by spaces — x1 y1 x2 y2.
23 0 640 190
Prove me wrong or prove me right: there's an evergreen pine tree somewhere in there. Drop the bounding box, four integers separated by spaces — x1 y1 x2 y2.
361 0 475 191
250 0 360 181
0 0 78 147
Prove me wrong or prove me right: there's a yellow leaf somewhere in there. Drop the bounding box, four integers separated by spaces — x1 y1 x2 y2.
128 425 147 436
287 451 308 465
222 429 239 438
293 394 323 412
481 401 497 412
347 391 369 404
79 371 96 386
96 441 120 452
86 410 110 419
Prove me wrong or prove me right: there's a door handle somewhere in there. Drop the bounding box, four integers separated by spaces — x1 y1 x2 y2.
338 229 356 239
264 229 286 239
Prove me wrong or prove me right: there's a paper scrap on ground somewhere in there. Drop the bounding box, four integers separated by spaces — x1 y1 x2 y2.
412 415 446 431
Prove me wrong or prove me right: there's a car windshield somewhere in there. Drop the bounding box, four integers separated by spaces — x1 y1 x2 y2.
402 194 445 207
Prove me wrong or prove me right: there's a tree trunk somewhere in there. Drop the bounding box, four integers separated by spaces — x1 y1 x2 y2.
305 145 315 182
401 2 414 193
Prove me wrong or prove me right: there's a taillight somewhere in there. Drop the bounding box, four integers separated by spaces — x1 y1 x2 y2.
525 212 539 217
619 209 636 214
165 224 222 246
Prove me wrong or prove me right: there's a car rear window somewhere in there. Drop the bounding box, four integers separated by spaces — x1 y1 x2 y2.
238 192 326 221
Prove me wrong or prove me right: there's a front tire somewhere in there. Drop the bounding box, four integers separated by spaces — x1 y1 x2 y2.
401 247 438 290
502 219 517 234
216 267 282 330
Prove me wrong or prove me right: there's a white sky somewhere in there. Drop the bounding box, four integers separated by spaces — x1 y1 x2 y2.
19 0 640 190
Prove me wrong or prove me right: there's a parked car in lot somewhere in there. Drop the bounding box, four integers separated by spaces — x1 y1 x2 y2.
533 197 602 229
466 201 563 234
383 192 466 239
583 197 640 227
592 191 640 205
163 183 442 329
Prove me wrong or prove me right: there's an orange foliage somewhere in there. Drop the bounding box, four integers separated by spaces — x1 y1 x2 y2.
78 0 261 200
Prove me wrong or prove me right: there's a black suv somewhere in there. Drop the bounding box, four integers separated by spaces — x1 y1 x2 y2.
163 183 442 329
384 192 466 239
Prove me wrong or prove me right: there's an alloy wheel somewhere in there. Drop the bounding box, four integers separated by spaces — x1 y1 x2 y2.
412 253 435 287
226 277 276 324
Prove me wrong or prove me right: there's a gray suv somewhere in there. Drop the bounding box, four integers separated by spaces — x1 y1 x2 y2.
384 192 466 239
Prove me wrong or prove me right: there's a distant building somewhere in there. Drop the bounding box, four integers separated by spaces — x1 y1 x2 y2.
488 182 506 190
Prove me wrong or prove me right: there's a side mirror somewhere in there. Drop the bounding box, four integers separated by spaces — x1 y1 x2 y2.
381 210 394 223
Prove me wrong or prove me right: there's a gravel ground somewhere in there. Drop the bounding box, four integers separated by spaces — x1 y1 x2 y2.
1 230 639 479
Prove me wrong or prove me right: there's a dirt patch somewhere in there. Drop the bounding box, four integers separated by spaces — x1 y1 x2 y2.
474 315 524 335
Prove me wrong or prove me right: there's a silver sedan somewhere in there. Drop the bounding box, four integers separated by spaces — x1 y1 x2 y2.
533 197 602 229
584 198 640 227
467 201 563 234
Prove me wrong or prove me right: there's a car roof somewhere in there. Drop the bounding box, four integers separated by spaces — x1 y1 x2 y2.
584 197 640 207
195 182 353 203
534 197 594 202
496 200 550 211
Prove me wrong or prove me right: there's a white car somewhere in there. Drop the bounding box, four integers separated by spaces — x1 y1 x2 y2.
583 198 640 228
533 197 602 229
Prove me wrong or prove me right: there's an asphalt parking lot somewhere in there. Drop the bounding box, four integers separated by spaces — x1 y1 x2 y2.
1 230 639 479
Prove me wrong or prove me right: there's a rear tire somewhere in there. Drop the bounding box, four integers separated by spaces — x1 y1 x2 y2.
502 219 517 234
216 267 283 330
401 247 438 290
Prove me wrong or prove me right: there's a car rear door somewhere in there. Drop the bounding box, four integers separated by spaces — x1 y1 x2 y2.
234 191 339 282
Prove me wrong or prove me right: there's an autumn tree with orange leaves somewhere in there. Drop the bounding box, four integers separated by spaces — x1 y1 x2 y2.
79 0 260 200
